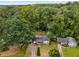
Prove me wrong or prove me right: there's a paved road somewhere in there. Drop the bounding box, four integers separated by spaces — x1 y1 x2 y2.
28 43 37 57
57 43 64 57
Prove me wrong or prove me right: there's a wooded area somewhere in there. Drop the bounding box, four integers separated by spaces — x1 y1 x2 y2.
0 1 79 51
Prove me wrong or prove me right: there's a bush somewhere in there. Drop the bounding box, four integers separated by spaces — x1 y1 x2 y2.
77 43 79 46
49 49 60 57
62 44 68 47
37 46 40 56
0 46 9 51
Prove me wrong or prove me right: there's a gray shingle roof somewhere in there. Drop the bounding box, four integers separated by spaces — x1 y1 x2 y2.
57 37 68 44
67 37 77 43
57 37 77 45
35 36 49 43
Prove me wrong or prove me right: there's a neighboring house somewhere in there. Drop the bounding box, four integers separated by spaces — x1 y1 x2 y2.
67 37 77 47
57 37 77 47
33 35 49 44
57 38 68 45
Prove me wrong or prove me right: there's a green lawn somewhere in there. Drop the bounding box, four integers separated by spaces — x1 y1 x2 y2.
62 46 79 57
39 42 57 56
49 42 57 50
40 44 49 56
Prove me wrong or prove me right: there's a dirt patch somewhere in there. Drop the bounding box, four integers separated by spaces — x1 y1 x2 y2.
0 46 20 56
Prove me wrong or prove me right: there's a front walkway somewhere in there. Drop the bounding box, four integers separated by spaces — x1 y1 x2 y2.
57 43 64 57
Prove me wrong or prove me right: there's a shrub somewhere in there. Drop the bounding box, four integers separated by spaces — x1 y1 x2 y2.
0 46 9 51
49 49 60 57
37 46 40 56
62 44 68 47
77 43 79 46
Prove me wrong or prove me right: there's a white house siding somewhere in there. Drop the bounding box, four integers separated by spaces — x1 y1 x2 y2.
43 41 49 44
67 37 77 47
68 42 77 47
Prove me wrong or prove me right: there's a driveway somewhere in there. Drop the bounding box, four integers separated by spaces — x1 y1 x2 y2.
57 43 64 57
28 43 37 57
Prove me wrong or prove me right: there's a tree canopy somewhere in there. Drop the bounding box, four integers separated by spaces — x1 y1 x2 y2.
0 2 79 50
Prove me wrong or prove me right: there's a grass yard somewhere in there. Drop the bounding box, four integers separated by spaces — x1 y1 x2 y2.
39 42 57 57
62 46 79 57
40 44 49 57
49 42 57 50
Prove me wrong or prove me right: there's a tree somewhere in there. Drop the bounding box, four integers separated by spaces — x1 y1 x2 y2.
0 6 35 50
0 2 79 51
37 46 40 56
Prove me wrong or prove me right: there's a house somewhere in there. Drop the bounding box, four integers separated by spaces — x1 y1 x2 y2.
67 37 77 47
57 37 68 45
33 35 49 44
57 37 77 47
